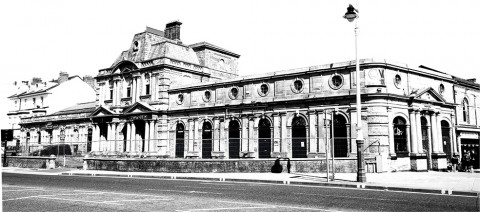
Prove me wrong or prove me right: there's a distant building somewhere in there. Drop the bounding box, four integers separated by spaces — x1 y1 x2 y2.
9 72 96 154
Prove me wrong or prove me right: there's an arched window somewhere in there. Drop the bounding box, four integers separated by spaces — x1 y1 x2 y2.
462 98 469 123
393 117 408 153
144 74 150 95
175 123 185 158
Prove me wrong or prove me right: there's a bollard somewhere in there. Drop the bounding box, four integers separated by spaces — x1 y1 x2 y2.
48 154 56 169
83 155 89 170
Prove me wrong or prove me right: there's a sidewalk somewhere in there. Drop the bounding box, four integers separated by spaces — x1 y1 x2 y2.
2 167 479 196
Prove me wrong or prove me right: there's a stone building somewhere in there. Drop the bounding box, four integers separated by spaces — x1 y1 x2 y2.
86 21 480 171
10 72 97 154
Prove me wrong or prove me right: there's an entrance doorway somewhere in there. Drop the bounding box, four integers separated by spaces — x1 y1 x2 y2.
175 123 185 158
441 121 452 160
202 122 212 159
229 120 240 158
258 118 271 158
87 128 92 152
292 116 307 158
133 120 145 153
333 115 347 157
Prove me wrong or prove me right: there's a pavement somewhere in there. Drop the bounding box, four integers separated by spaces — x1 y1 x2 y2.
2 166 480 196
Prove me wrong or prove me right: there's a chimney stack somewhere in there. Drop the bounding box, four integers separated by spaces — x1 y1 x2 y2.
164 20 182 41
31 77 42 85
58 72 69 84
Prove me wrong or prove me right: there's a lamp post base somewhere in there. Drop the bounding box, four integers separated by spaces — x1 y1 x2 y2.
356 139 366 182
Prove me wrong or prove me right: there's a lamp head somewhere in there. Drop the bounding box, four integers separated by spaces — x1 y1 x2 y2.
343 4 358 22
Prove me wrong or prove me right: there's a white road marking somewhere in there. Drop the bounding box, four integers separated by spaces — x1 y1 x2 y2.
3 196 40 201
102 198 172 203
199 183 237 186
177 186 246 191
293 192 407 201
178 206 276 211
145 189 222 195
36 196 123 205
218 200 337 211
2 188 45 192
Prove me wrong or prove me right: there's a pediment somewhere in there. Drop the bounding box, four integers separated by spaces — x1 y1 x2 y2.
123 102 155 114
412 87 446 103
90 105 115 117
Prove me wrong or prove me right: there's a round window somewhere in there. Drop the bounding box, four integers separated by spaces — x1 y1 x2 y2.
290 79 304 93
229 87 239 100
394 74 402 88
329 74 344 90
204 90 212 102
176 93 184 105
258 83 269 97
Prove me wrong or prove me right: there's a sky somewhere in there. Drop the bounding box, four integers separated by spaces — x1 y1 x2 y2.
1 0 479 129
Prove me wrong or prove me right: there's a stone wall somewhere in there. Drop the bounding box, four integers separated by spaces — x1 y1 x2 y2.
85 157 374 173
3 156 58 169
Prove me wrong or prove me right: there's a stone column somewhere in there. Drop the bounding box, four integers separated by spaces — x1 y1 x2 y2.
144 121 150 153
194 118 200 152
248 116 255 154
272 113 281 153
280 113 287 156
213 117 220 152
149 120 155 153
431 111 439 153
317 110 326 156
132 77 137 103
188 119 194 152
92 124 100 152
415 110 422 153
126 122 131 152
308 111 317 155
241 115 249 153
131 122 137 154
451 113 457 154
409 110 418 154
219 118 225 153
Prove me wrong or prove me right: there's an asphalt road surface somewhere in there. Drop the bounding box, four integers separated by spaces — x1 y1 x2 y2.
2 173 478 212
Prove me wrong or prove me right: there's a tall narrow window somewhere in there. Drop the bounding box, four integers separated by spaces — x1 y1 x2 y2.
40 97 44 107
393 117 408 153
127 79 132 98
33 98 36 107
145 74 150 95
109 81 114 100
462 98 469 123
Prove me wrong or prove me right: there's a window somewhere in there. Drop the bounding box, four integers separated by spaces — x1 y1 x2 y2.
394 74 402 88
258 83 269 97
126 80 132 98
291 79 304 93
145 74 150 95
40 97 44 107
463 98 469 123
393 117 408 153
177 93 184 105
439 84 445 95
229 87 239 99
33 98 36 107
331 75 343 88
203 90 212 102
109 81 114 100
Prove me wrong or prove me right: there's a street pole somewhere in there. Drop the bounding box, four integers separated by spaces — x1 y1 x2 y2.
344 4 366 182
331 109 335 181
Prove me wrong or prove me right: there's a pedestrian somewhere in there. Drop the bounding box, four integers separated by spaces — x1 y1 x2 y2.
464 150 472 172
450 154 459 172
271 158 283 173
286 158 291 173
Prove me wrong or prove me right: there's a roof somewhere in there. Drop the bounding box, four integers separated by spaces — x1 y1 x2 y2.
53 101 97 115
8 83 59 99
146 26 164 36
190 42 240 58
148 41 201 65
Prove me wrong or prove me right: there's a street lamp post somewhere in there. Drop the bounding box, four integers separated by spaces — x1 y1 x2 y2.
344 4 366 182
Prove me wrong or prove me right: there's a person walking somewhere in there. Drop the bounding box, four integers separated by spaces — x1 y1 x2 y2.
464 151 472 172
451 154 459 172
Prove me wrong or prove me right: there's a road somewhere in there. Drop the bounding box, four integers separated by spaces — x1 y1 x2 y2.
2 173 477 212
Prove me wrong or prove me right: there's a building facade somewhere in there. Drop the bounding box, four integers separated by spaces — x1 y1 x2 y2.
13 21 479 171
11 73 97 154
